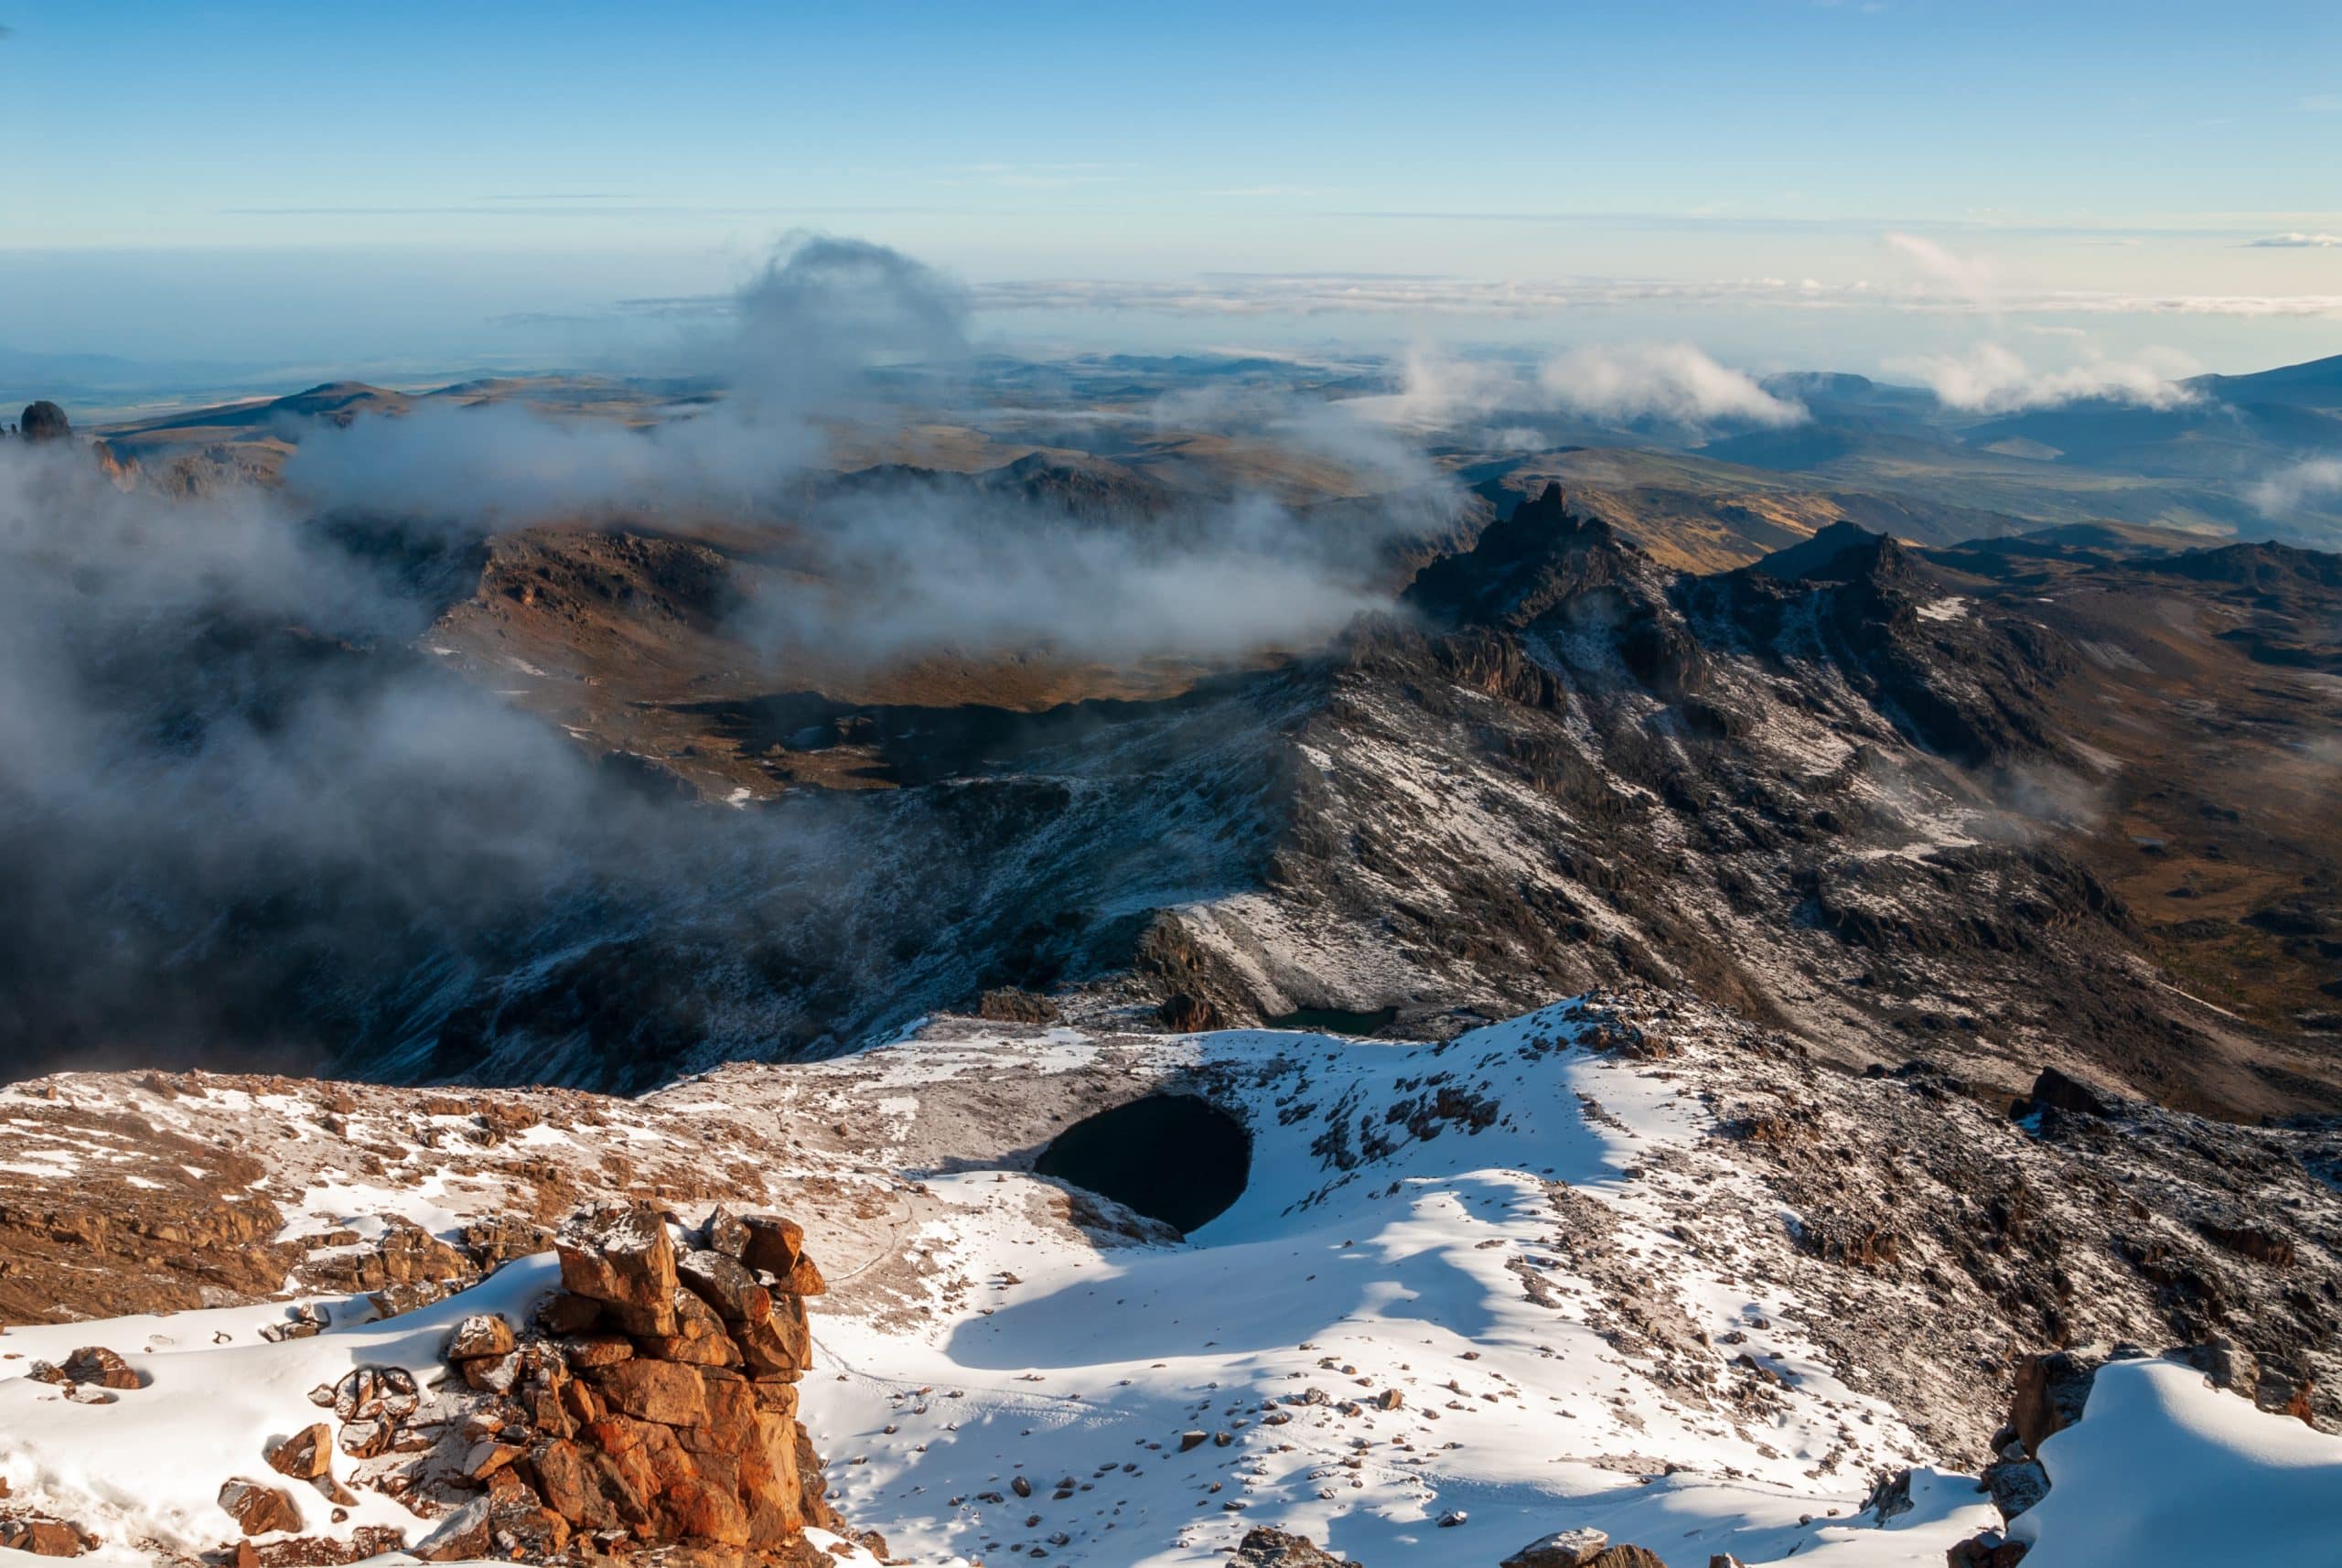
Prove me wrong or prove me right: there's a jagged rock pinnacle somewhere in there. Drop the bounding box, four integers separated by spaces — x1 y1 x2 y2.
20 400 70 442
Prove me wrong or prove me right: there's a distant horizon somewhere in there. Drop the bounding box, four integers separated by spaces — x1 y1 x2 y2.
17 330 2342 437
7 3 2341 387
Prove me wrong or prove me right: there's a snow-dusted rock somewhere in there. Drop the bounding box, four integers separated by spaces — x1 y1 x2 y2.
554 1201 680 1336
262 1423 332 1481
1502 1526 1610 1566
215 1477 301 1537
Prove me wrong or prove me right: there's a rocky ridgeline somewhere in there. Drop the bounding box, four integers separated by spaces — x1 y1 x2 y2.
0 1074 570 1329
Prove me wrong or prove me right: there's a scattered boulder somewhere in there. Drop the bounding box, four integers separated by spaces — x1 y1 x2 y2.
368 1279 456 1321
2022 1066 2111 1119
0 1520 92 1558
1229 1525 1354 1565
976 988 1059 1024
1945 1532 2029 1567
1503 1528 1610 1567
1983 1454 2049 1523
299 1215 474 1298
263 1423 333 1482
217 1478 304 1537
1863 1466 1916 1522
257 1304 328 1343
0 1525 90 1563
56 1346 142 1390
445 1313 517 1361
413 1495 493 1562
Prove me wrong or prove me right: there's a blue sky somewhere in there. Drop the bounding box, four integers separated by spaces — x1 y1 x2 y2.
6 2 2341 378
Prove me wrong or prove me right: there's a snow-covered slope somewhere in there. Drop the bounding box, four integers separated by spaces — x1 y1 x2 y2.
3 997 2337 1566
804 1005 1946 1565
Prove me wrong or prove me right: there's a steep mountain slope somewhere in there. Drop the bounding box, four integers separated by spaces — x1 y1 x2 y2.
11 432 2342 1116
1140 490 2340 1118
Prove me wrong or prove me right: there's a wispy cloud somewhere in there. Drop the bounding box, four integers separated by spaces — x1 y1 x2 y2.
2251 457 2342 516
2244 232 2342 248
1203 185 1326 199
1883 230 1998 306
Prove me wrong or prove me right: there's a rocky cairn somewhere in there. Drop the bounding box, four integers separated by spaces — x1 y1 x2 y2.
75 1201 863 1568
408 1201 845 1565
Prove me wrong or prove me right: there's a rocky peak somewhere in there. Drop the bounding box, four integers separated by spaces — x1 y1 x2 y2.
18 400 70 442
1402 482 1659 631
1748 518 1914 588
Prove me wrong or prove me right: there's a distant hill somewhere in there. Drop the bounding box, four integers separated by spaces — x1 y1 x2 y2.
2186 350 2342 412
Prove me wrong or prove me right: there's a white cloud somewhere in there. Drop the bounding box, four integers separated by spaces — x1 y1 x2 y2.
2250 458 2342 516
1330 342 1803 433
1890 342 2203 413
1883 231 1997 305
2245 232 2342 248
1334 348 1526 428
1535 343 1808 427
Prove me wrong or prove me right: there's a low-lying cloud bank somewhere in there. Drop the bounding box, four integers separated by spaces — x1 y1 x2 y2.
1537 342 1806 427
745 483 1391 664
270 234 1444 665
0 435 687 1072
1892 341 2202 413
1338 342 1804 434
285 235 970 523
5 231 1428 1079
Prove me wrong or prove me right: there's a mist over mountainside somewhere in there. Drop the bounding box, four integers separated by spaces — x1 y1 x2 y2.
6 278 2342 1117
